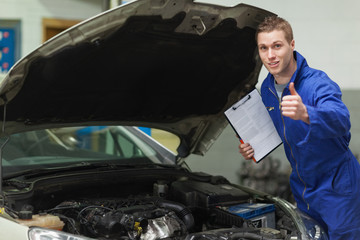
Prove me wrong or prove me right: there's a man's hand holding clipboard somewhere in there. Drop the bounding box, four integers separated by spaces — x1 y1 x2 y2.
238 139 256 162
224 89 282 163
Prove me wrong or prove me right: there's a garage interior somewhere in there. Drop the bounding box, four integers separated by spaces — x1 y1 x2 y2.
0 0 359 203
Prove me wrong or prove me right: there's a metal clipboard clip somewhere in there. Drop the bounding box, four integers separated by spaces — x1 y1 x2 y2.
232 95 251 110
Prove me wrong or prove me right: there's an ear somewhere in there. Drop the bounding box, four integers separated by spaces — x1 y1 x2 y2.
290 39 295 50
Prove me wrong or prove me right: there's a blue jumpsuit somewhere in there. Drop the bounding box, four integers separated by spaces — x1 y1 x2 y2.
260 51 360 239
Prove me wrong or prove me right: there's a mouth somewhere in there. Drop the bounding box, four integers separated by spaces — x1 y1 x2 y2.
268 61 279 68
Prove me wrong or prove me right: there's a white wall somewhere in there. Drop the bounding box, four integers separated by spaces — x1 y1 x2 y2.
196 0 360 90
0 0 103 58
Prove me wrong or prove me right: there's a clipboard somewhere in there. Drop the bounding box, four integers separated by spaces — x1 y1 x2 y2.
224 89 282 163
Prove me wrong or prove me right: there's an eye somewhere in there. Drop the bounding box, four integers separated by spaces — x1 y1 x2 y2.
274 44 281 48
259 46 267 51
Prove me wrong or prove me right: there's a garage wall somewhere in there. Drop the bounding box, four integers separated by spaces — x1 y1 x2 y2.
0 0 103 59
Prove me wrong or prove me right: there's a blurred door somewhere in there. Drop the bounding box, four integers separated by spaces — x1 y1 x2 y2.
42 18 80 42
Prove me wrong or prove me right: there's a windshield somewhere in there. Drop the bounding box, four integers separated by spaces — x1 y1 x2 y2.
1 126 177 178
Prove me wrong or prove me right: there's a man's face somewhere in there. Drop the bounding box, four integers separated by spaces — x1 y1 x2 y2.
257 30 295 79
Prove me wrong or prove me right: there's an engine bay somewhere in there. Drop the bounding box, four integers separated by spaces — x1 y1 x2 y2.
3 172 298 240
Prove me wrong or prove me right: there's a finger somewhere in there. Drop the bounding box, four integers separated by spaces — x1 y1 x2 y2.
281 101 299 109
282 111 296 118
289 82 298 96
281 105 297 112
239 144 254 155
282 99 300 110
239 143 254 156
239 143 250 152
239 149 254 160
281 105 298 112
239 142 250 148
245 147 254 155
282 95 299 101
244 151 254 160
241 145 253 154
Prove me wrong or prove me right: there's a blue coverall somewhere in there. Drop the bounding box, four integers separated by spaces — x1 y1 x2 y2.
260 51 360 239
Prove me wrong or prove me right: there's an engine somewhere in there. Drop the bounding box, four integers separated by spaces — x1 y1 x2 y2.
7 179 296 240
46 197 192 240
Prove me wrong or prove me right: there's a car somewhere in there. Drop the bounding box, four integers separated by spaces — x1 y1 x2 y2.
0 0 328 239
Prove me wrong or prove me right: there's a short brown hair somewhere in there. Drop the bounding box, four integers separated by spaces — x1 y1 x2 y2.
256 16 294 44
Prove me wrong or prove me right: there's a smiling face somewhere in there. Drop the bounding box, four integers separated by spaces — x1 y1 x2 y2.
257 30 296 84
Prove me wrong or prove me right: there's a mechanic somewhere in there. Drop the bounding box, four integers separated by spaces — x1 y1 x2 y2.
238 16 360 239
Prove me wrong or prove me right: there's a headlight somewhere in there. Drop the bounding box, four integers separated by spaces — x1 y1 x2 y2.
296 209 329 240
28 227 95 240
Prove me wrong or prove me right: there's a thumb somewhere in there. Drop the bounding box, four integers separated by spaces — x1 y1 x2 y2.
289 82 298 96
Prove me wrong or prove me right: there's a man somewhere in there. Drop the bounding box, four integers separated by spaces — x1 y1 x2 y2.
239 16 360 239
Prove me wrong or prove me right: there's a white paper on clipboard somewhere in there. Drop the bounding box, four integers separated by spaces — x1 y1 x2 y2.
224 89 282 163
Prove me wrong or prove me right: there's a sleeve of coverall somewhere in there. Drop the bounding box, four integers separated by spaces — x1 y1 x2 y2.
306 79 351 139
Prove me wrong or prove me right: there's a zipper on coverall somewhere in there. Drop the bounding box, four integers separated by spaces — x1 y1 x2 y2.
268 87 310 210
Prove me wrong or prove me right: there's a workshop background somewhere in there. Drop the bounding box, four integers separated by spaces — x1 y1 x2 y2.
0 0 359 199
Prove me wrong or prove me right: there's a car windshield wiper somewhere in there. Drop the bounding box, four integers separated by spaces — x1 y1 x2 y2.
3 162 120 180
3 162 178 181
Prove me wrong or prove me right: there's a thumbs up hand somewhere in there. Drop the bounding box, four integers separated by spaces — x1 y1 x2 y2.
281 82 310 124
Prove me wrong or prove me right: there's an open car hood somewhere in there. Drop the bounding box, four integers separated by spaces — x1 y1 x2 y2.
0 0 275 157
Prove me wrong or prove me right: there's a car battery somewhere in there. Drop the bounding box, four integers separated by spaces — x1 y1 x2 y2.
226 203 275 228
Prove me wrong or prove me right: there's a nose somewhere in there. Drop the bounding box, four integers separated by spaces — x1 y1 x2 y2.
267 48 275 59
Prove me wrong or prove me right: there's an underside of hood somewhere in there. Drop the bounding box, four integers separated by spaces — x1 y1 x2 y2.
0 0 275 157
